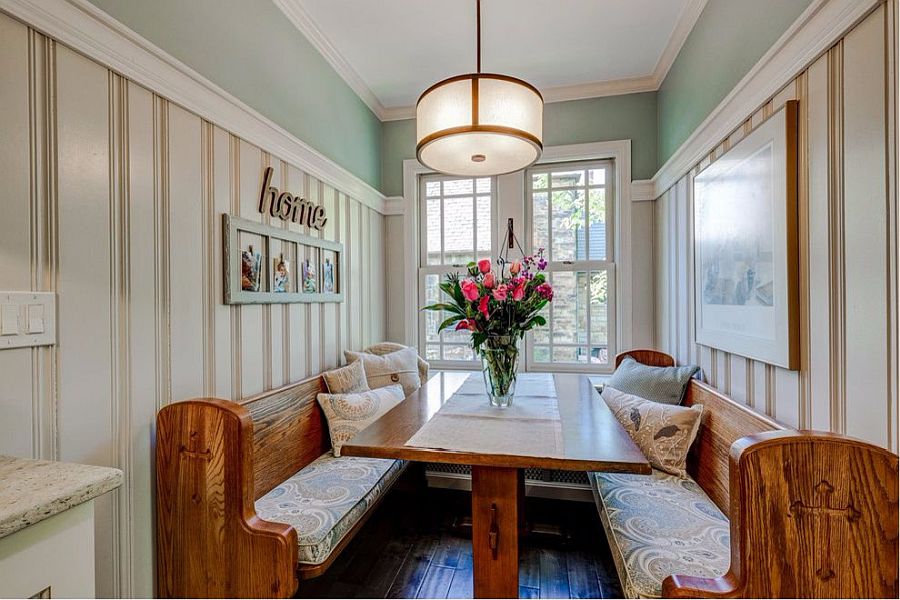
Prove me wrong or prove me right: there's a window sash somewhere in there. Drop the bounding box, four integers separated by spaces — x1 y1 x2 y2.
417 173 496 369
525 160 616 373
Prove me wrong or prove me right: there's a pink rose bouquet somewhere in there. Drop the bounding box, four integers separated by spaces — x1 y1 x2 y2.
422 249 553 352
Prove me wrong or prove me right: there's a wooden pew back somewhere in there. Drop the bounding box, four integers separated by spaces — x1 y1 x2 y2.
682 380 784 515
238 376 330 499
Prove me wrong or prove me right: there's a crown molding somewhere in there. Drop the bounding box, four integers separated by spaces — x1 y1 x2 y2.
274 0 709 121
630 180 655 202
272 0 391 121
0 0 388 211
651 0 880 198
651 0 708 86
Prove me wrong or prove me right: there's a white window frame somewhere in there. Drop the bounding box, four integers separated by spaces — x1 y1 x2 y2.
399 140 633 374
416 173 498 370
524 158 617 374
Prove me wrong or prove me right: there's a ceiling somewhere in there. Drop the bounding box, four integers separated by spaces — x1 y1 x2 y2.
274 0 706 120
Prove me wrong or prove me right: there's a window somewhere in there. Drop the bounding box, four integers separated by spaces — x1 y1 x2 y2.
418 174 496 367
526 160 615 371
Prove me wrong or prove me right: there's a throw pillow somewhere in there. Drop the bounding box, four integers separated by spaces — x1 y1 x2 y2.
345 347 421 396
606 356 699 405
322 359 370 394
602 386 703 477
317 385 405 457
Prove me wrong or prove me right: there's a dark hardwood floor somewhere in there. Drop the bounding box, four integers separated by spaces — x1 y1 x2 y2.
296 470 622 599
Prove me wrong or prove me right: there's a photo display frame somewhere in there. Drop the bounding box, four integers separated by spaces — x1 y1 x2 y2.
223 214 343 304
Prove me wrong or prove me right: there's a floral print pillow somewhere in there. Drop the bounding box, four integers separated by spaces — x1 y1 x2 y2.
602 386 704 477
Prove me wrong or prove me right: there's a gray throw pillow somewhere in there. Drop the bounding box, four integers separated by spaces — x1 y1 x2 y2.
606 356 699 405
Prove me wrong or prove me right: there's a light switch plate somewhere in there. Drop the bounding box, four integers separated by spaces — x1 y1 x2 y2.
0 292 56 350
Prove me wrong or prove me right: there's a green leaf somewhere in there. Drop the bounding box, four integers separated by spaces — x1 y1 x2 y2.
422 303 464 315
438 316 462 332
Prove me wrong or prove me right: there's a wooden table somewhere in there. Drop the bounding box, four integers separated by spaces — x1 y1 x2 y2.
342 372 650 599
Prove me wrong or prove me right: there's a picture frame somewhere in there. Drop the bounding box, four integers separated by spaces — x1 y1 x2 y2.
223 214 343 304
693 100 799 370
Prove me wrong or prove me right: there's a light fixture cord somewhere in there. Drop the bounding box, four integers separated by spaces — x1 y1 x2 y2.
476 0 481 73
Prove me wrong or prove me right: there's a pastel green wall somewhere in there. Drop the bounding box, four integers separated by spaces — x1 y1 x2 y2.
381 92 658 197
86 0 383 190
657 0 814 167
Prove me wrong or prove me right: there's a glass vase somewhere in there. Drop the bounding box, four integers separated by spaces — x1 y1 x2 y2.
480 335 520 408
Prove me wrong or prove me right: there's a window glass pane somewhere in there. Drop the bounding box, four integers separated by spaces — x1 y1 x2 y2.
443 196 474 264
426 198 442 265
532 302 550 344
532 191 548 255
588 168 606 185
590 270 609 348
551 170 585 187
424 274 442 343
533 346 550 362
552 347 578 362
444 178 473 196
444 345 475 361
550 272 587 344
476 195 491 255
587 188 607 260
532 173 548 190
551 189 584 261
425 345 440 360
591 347 608 365
426 180 441 196
476 178 491 194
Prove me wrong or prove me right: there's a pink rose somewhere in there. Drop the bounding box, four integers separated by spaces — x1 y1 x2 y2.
477 258 492 274
478 295 490 319
512 282 526 301
509 261 522 275
536 283 553 301
483 272 496 289
492 284 508 301
460 278 480 301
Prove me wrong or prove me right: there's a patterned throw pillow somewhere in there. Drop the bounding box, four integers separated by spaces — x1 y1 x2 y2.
606 356 699 405
322 360 370 394
317 385 405 457
345 347 421 396
602 386 703 477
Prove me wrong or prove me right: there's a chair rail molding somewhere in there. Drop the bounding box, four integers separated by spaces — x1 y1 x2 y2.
651 0 882 197
0 0 388 212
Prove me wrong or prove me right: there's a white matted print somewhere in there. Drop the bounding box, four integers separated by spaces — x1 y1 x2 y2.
693 101 799 370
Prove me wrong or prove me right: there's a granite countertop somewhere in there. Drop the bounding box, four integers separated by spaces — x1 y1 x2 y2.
0 455 123 539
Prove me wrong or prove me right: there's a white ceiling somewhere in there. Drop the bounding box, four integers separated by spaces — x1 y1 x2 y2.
274 0 706 120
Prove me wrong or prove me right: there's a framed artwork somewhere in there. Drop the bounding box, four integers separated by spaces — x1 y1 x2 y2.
693 100 799 370
223 215 342 304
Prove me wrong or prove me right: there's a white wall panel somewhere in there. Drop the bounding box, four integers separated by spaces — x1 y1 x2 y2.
0 14 35 458
653 7 895 451
0 14 389 597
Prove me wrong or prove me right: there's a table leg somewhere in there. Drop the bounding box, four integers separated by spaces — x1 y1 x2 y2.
471 466 522 599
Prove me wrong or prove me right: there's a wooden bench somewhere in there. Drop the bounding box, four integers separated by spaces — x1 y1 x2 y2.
592 349 899 599
155 373 408 598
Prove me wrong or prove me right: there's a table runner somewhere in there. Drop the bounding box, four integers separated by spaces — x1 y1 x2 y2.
404 373 563 458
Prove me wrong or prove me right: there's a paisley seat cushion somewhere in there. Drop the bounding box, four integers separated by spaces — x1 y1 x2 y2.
255 453 405 565
590 470 730 599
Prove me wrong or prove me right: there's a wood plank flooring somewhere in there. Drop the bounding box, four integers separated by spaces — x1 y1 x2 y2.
296 470 622 599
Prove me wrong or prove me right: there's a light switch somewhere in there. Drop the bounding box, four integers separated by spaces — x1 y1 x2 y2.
0 292 55 349
27 304 45 334
1 305 18 335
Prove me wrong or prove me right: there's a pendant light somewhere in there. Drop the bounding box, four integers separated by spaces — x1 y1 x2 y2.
415 0 543 177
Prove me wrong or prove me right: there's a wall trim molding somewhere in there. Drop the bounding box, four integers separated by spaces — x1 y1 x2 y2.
0 0 388 212
630 179 655 202
651 0 880 197
274 0 707 121
382 196 405 215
